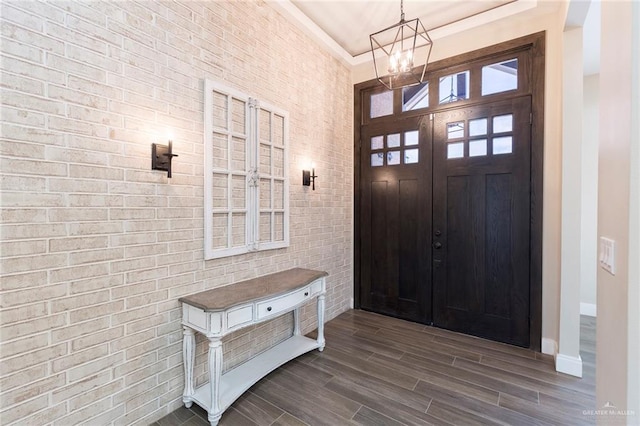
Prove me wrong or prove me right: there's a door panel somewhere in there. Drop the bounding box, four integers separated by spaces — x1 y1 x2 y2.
432 96 531 347
359 117 432 323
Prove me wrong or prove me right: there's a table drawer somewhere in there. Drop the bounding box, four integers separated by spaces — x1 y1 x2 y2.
257 286 310 319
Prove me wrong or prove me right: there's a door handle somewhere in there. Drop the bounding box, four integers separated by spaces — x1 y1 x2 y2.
433 242 442 249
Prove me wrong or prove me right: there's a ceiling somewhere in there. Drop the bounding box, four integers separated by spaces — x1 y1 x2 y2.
290 0 513 57
273 0 600 75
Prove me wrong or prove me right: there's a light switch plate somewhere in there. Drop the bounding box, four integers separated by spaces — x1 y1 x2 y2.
599 237 616 275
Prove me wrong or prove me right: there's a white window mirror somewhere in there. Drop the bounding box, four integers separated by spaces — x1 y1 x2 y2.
204 80 289 259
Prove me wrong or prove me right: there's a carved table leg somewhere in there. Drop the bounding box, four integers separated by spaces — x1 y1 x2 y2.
317 293 325 351
182 327 196 408
208 339 223 426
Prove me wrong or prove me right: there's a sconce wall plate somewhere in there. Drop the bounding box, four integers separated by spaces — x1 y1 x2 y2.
302 168 317 190
152 141 178 178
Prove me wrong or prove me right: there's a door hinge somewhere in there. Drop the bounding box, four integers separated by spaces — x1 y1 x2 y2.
529 113 533 125
430 113 434 122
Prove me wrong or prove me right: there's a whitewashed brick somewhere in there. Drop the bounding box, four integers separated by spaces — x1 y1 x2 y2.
0 283 67 308
1 3 44 31
45 21 109 55
0 140 45 159
48 115 109 138
57 0 112 25
0 364 47 394
69 274 123 294
67 135 123 156
49 263 110 283
0 36 44 63
1 89 65 115
111 305 156 326
0 302 49 326
0 192 66 208
0 343 67 375
48 208 108 222
69 164 123 180
0 372 65 410
51 370 109 405
1 105 45 127
68 221 123 236
68 104 123 128
47 84 108 110
0 332 48 359
1 240 46 258
86 404 126 426
72 326 124 351
0 56 64 85
49 236 108 252
0 1 353 425
51 344 109 373
110 257 156 274
108 45 156 73
69 379 124 411
113 345 158 378
69 247 124 265
0 394 48 425
46 146 110 167
69 300 124 324
0 72 44 95
52 396 112 426
67 352 123 383
16 403 68 426
124 243 168 258
66 13 122 46
125 311 168 333
51 290 111 314
1 253 67 274
1 21 65 55
1 123 65 145
0 270 46 291
114 398 158 426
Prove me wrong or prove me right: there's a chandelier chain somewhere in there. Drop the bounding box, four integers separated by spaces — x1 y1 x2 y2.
400 0 405 21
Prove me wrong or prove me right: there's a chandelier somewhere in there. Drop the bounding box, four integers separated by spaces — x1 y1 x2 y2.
369 0 433 90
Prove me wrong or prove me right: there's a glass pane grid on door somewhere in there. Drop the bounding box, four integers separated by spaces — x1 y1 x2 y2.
445 113 514 159
370 130 420 167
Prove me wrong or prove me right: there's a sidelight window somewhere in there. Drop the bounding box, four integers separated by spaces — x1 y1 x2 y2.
204 80 289 259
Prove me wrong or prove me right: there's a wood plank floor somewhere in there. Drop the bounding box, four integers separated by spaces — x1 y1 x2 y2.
155 310 596 426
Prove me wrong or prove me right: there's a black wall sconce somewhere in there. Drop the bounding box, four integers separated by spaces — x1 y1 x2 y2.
302 167 317 190
152 140 178 178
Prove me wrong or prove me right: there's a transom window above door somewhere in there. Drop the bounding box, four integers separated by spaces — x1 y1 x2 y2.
363 53 524 123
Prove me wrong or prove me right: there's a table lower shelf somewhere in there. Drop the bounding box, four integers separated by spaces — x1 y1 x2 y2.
190 335 320 414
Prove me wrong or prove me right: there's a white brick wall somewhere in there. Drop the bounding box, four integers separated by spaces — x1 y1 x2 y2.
0 1 353 424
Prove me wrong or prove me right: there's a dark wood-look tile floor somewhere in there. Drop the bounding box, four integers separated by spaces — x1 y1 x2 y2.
154 310 596 426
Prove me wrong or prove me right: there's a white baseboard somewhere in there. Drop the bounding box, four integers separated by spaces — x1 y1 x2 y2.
541 337 558 356
555 353 583 377
349 298 354 309
580 302 597 317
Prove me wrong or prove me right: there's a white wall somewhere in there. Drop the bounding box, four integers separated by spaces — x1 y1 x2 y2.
596 0 640 421
580 73 599 314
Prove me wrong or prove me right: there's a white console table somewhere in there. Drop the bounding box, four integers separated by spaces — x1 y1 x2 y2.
179 268 328 426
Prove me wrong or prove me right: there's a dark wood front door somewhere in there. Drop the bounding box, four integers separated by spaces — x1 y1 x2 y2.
432 96 532 347
359 116 432 324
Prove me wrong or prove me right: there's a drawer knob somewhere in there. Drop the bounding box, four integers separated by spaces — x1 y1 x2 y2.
304 292 309 296
267 307 272 312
